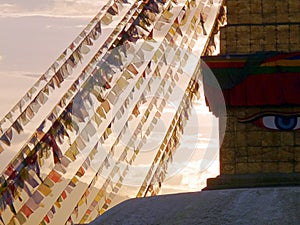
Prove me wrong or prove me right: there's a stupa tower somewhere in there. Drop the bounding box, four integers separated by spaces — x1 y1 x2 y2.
203 0 300 189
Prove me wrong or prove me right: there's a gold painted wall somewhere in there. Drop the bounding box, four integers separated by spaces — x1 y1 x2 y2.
219 107 300 175
218 0 300 176
220 0 300 54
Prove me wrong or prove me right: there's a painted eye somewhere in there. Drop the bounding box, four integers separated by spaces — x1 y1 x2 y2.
239 113 300 131
254 115 300 131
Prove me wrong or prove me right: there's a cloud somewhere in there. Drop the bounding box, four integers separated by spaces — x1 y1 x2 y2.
9 0 54 11
0 0 105 18
160 160 219 194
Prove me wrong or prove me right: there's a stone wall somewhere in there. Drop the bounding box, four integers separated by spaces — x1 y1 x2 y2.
220 0 300 54
219 106 300 175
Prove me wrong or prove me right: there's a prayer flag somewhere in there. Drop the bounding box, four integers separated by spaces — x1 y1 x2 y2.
48 170 61 183
38 183 52 196
21 204 33 218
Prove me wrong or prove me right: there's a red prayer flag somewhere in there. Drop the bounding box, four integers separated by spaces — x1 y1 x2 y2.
44 215 50 223
61 190 67 200
21 204 33 218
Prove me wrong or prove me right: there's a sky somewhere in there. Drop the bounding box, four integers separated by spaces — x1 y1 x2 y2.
0 0 104 72
0 1 103 120
0 1 224 224
0 0 220 198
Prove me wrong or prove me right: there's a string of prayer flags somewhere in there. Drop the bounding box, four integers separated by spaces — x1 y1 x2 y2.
78 87 171 219
0 0 220 223
0 28 91 139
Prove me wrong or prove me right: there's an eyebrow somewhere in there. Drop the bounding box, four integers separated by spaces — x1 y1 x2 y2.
238 111 300 123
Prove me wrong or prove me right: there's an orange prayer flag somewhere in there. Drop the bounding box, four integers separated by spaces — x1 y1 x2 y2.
76 166 85 177
48 170 61 183
132 105 140 117
105 198 111 205
102 100 111 113
127 63 138 75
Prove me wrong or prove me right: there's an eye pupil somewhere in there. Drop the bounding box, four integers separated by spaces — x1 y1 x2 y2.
275 116 297 130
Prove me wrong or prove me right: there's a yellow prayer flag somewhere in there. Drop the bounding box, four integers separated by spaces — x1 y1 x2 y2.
38 183 52 196
75 136 86 151
71 143 80 155
116 77 129 90
136 49 144 61
191 16 197 25
44 177 54 188
80 44 90 55
80 129 89 142
54 201 61 208
96 106 106 118
37 92 48 105
123 70 133 80
162 10 173 20
135 80 141 90
100 209 106 215
169 27 176 36
141 42 154 51
101 14 112 25
15 213 26 224
107 92 117 104
155 49 162 59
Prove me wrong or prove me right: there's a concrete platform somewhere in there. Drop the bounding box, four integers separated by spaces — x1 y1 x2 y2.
88 186 300 225
204 173 300 190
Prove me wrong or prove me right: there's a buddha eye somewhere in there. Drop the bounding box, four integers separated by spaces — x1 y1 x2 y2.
239 113 300 131
257 115 300 131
